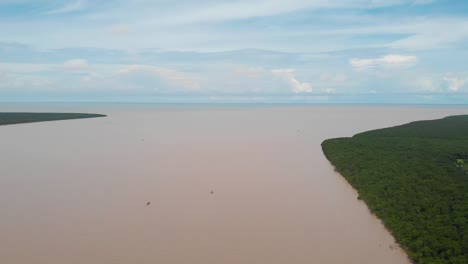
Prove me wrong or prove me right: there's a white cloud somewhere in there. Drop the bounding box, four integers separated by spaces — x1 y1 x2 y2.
45 0 87 15
0 0 463 53
319 73 347 83
411 0 435 4
153 0 338 25
118 65 202 90
109 24 130 36
60 59 90 71
387 18 468 50
0 68 54 92
321 88 336 94
443 73 467 92
413 76 439 92
234 66 265 77
81 72 103 83
271 68 312 93
140 0 435 25
350 54 418 70
411 73 468 93
0 62 52 73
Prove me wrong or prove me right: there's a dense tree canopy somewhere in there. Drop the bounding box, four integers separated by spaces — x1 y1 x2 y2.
0 112 106 126
322 115 468 264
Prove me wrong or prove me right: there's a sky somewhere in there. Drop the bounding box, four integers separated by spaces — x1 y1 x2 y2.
1 0 468 104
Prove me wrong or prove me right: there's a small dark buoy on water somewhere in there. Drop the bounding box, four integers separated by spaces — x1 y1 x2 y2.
210 190 214 194
146 202 151 206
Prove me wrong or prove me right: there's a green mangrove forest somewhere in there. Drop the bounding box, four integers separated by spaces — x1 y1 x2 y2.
0 112 106 126
322 115 468 264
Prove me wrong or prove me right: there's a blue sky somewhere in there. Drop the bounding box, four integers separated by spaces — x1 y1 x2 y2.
1 0 468 103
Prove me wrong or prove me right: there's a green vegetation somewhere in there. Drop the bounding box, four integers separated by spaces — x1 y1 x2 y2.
322 115 468 264
0 112 106 126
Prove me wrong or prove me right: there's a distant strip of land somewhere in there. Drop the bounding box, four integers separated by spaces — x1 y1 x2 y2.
0 112 106 126
322 115 468 264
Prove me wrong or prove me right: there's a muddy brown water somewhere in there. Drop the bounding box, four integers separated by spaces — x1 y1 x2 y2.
1 103 467 264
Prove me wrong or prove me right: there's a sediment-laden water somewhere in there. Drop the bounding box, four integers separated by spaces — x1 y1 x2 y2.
1 103 466 264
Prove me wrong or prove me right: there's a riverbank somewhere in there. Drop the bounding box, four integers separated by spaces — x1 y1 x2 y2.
322 115 468 264
0 112 106 126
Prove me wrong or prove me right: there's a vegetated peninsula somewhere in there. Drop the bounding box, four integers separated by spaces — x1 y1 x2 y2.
322 115 468 264
0 112 106 126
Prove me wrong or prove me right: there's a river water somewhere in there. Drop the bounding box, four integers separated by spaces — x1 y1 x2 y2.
1 104 467 264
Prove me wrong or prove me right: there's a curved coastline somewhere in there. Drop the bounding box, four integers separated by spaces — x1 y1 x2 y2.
322 115 468 264
0 112 106 126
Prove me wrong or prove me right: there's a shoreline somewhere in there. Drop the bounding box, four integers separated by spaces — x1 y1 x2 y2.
0 112 106 126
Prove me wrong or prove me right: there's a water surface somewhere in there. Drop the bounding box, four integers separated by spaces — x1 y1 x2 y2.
1 104 467 264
